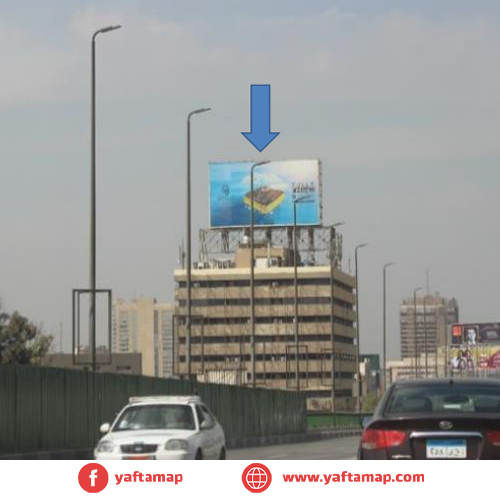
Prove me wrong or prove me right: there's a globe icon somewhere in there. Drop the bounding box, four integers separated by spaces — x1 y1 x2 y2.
246 467 268 490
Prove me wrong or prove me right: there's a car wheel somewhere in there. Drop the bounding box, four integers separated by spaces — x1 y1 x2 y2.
195 449 203 460
219 447 226 460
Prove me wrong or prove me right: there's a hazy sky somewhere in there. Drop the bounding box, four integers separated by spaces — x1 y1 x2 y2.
1 0 499 360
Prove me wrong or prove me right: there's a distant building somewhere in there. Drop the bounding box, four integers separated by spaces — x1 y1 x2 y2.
112 298 175 378
42 351 142 375
387 344 460 382
400 293 459 363
360 354 381 395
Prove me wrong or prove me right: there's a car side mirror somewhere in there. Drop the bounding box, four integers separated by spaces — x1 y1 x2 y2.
100 423 111 434
362 416 373 428
200 421 210 430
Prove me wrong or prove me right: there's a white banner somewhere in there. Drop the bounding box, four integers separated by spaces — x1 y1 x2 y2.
0 460 492 498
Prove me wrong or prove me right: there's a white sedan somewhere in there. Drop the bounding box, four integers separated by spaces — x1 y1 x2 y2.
94 395 226 460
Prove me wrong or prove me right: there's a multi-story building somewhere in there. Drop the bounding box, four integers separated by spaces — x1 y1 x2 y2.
174 240 357 411
112 298 175 378
42 350 142 375
400 293 459 362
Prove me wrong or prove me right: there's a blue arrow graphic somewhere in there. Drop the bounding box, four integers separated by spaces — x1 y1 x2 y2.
242 85 280 152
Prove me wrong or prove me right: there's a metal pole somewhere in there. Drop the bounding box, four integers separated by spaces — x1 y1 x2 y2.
413 287 422 378
90 33 96 373
383 267 386 390
330 228 335 410
293 200 299 392
383 263 395 391
249 161 269 388
329 222 345 411
355 243 368 412
423 295 427 378
186 107 211 380
250 166 255 387
90 25 121 373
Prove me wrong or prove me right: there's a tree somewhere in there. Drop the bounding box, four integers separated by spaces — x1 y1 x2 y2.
361 393 380 413
0 305 53 365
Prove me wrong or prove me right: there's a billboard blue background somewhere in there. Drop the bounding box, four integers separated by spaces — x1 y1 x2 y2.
209 160 322 228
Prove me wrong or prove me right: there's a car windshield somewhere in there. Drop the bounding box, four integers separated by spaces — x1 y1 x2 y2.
385 384 500 415
113 404 196 431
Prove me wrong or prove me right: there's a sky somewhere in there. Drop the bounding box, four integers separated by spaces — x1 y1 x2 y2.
1 0 499 360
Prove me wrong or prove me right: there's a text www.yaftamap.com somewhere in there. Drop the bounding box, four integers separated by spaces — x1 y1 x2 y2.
283 472 424 485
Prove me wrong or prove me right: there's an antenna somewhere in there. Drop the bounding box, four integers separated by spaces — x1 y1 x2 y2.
178 239 186 268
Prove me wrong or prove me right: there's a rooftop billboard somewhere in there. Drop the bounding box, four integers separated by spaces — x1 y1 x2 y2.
209 160 322 228
450 323 500 346
451 346 500 371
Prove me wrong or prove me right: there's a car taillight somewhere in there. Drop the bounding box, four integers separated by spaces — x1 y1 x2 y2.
361 429 406 450
486 431 500 446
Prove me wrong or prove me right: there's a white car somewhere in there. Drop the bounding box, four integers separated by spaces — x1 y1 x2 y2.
94 395 226 460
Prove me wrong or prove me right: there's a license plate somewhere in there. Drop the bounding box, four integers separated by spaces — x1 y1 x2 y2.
426 439 466 459
123 455 155 460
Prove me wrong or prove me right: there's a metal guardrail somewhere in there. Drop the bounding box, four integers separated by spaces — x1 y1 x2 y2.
0 364 306 455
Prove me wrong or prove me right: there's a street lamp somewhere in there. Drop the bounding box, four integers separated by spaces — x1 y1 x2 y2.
186 107 211 380
328 222 345 411
250 160 270 388
383 262 395 391
413 287 422 378
423 294 428 379
355 243 368 412
90 24 121 373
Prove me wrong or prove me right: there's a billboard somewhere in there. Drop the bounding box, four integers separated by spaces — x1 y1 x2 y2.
450 323 500 346
209 160 322 228
451 346 500 371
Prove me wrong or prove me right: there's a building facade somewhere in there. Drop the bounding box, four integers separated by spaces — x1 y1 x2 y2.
400 293 459 362
42 351 142 375
387 347 448 382
174 242 357 411
112 298 175 378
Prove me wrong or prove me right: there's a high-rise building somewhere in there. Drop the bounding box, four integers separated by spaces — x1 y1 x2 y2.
174 238 357 411
112 298 175 378
400 293 459 374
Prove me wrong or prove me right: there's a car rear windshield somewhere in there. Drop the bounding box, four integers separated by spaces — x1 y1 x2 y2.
113 404 196 431
385 383 500 415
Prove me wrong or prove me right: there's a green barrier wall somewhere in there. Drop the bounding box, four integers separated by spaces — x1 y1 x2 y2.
307 412 371 430
0 364 307 455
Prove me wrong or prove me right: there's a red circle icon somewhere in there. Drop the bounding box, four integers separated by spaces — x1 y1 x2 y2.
242 463 272 493
78 463 109 493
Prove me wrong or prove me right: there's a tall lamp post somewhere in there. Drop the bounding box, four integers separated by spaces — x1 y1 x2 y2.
90 24 121 372
355 243 368 412
185 107 211 380
293 199 299 391
423 294 428 379
413 287 422 378
249 161 270 387
329 222 345 411
383 262 395 391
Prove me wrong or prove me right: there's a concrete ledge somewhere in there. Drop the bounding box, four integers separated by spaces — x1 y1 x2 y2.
1 429 361 458
0 449 93 460
226 428 361 450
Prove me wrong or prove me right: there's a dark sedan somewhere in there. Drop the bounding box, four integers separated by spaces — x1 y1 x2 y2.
358 378 500 460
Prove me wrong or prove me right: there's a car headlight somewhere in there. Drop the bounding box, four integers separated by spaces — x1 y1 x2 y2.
165 439 189 451
96 440 115 453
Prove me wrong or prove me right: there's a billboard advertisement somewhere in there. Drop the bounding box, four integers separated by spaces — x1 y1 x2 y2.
450 323 500 346
209 160 322 228
451 346 500 371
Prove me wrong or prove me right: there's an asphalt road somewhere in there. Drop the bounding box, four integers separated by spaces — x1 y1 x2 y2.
228 435 360 460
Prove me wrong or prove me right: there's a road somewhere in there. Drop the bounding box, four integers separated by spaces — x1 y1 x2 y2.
228 435 359 460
